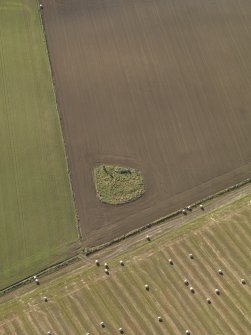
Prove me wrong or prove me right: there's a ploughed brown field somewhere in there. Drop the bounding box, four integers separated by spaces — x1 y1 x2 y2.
42 0 251 246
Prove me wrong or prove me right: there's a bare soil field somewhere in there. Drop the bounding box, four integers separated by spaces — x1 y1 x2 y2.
42 0 251 246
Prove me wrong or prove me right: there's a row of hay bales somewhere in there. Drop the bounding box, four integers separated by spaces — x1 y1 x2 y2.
92 256 193 334
91 240 248 335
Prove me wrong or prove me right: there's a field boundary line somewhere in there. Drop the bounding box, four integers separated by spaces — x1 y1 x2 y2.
36 0 83 241
0 256 80 297
84 178 251 255
1 177 249 297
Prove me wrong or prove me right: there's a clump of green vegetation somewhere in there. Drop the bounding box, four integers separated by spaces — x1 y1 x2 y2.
94 165 145 205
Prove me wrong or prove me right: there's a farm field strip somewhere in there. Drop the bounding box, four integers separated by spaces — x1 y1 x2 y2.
0 194 250 334
0 0 78 289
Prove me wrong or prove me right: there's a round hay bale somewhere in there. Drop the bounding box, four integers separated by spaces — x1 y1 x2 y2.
169 258 173 265
105 269 109 275
182 209 187 215
189 253 194 259
184 279 189 286
144 284 149 291
158 316 163 322
241 278 246 285
146 235 151 241
215 289 220 295
119 327 124 334
187 206 192 211
95 259 100 266
190 287 195 294
120 260 124 266
39 4 43 9
100 321 105 328
207 298 211 304
35 278 40 285
47 332 51 335
185 331 190 335
104 262 109 269
43 296 48 302
218 269 223 275
200 204 204 210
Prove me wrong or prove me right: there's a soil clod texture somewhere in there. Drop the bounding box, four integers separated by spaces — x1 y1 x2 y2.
42 0 251 246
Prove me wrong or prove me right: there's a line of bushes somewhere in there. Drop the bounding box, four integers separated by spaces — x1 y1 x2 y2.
84 178 251 256
0 256 80 297
1 178 250 296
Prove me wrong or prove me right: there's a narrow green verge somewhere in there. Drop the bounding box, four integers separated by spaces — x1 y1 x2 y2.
0 0 77 289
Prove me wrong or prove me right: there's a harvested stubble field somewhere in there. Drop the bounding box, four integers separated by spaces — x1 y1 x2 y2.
0 194 250 334
0 0 78 289
42 0 251 246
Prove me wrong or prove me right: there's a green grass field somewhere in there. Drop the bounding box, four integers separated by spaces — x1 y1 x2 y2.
0 0 77 290
0 193 250 334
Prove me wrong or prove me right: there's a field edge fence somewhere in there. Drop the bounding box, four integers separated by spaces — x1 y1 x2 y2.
0 256 80 297
0 177 250 297
84 177 251 256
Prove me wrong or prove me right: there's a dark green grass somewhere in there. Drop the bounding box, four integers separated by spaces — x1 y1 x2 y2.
94 164 145 205
0 0 77 289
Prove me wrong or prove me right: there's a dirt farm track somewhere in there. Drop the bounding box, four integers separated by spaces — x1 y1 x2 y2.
42 0 251 246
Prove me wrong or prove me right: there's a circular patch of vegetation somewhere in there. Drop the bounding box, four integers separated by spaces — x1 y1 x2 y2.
94 165 145 205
